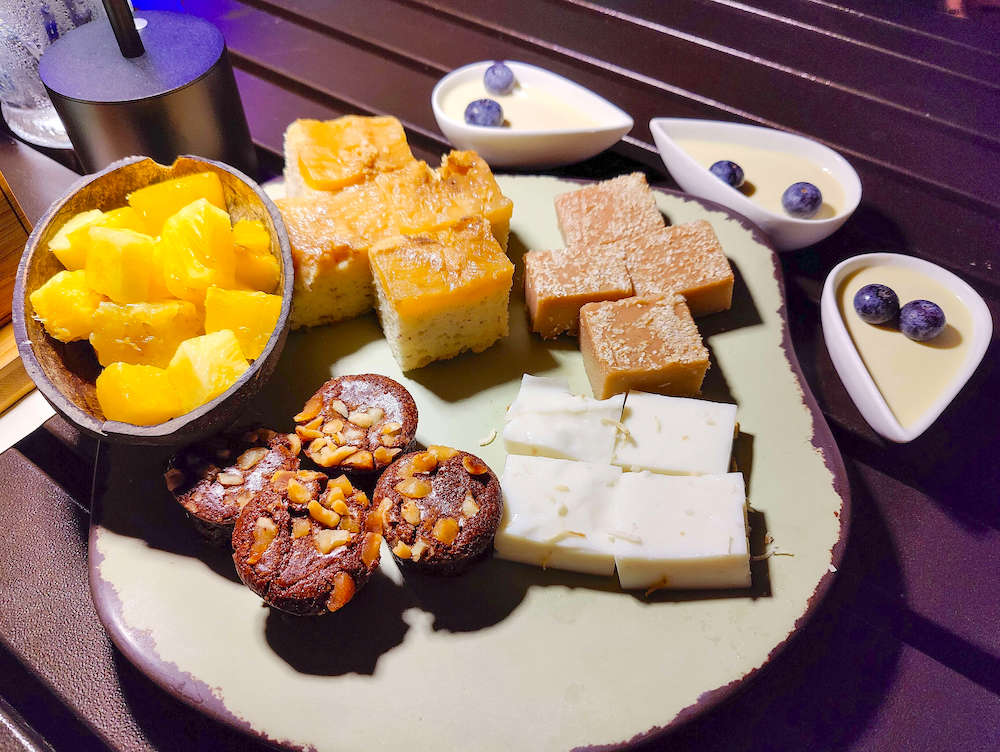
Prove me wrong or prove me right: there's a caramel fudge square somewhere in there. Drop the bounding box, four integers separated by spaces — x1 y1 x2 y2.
622 220 734 317
554 173 664 248
579 295 709 399
524 245 633 338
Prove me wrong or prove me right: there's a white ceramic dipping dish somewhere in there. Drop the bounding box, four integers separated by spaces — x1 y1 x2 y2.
650 118 861 251
821 252 992 442
432 61 633 169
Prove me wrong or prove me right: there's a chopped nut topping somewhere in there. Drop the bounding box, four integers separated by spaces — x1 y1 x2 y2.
411 451 438 473
462 455 489 475
287 477 314 505
427 445 458 462
361 532 382 566
338 516 361 533
314 528 350 554
461 492 480 518
327 572 355 612
236 447 268 470
342 449 374 471
270 469 295 490
322 418 345 435
217 471 243 486
248 517 277 564
410 539 429 562
341 424 366 443
236 491 254 508
307 437 329 454
308 500 340 528
401 499 421 525
432 517 460 544
319 445 359 467
380 421 402 435
292 518 310 539
368 497 392 533
392 541 412 559
330 399 349 418
286 433 302 456
296 425 324 440
294 395 322 423
374 446 402 465
348 410 374 428
331 498 350 515
329 474 354 496
296 470 326 483
164 468 185 492
354 490 369 508
396 477 432 498
367 406 385 424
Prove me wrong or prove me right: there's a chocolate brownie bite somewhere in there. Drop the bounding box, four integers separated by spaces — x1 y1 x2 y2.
233 472 382 615
295 374 418 475
371 446 502 575
164 428 302 543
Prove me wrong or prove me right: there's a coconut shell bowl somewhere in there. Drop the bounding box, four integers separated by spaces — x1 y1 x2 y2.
12 155 293 446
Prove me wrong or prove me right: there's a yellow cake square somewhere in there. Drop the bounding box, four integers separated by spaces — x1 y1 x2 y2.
622 220 734 316
524 245 633 338
277 180 398 328
369 216 514 370
284 115 414 196
437 150 514 251
579 294 709 399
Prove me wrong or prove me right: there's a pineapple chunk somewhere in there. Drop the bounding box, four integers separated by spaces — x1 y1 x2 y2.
160 198 237 304
233 219 279 292
127 171 227 235
96 363 183 425
167 330 250 413
90 300 203 368
204 287 281 360
48 209 103 270
85 226 167 303
28 270 104 342
232 219 269 255
63 206 152 272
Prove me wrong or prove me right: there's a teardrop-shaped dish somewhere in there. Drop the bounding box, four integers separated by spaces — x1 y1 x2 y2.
432 61 632 168
650 117 861 251
821 252 992 442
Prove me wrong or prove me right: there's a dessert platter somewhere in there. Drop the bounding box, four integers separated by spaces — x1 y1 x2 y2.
9 102 845 750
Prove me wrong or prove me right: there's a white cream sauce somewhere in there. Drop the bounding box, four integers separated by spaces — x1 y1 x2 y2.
444 79 599 130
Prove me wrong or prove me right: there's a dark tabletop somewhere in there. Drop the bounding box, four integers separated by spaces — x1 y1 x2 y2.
0 1 998 750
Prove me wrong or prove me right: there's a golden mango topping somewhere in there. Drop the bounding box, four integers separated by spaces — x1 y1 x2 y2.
84 227 167 304
369 216 514 318
295 116 413 191
232 219 279 293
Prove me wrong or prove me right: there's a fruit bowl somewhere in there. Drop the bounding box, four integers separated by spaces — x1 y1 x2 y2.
12 155 294 446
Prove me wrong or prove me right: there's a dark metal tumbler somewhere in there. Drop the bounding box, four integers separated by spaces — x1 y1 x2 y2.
37 7 257 177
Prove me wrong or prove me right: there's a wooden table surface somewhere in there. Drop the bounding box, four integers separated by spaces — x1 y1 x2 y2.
0 1 997 750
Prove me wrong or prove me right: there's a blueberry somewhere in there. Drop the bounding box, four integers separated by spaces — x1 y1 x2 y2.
899 300 946 341
484 62 515 95
464 98 504 127
853 283 900 324
709 160 744 188
782 182 823 218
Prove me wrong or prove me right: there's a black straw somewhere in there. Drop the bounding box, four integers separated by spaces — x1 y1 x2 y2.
102 0 144 58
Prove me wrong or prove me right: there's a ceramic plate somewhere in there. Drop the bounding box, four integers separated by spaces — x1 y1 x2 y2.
89 176 849 750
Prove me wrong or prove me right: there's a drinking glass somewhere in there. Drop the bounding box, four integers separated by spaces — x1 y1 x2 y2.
0 0 105 148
